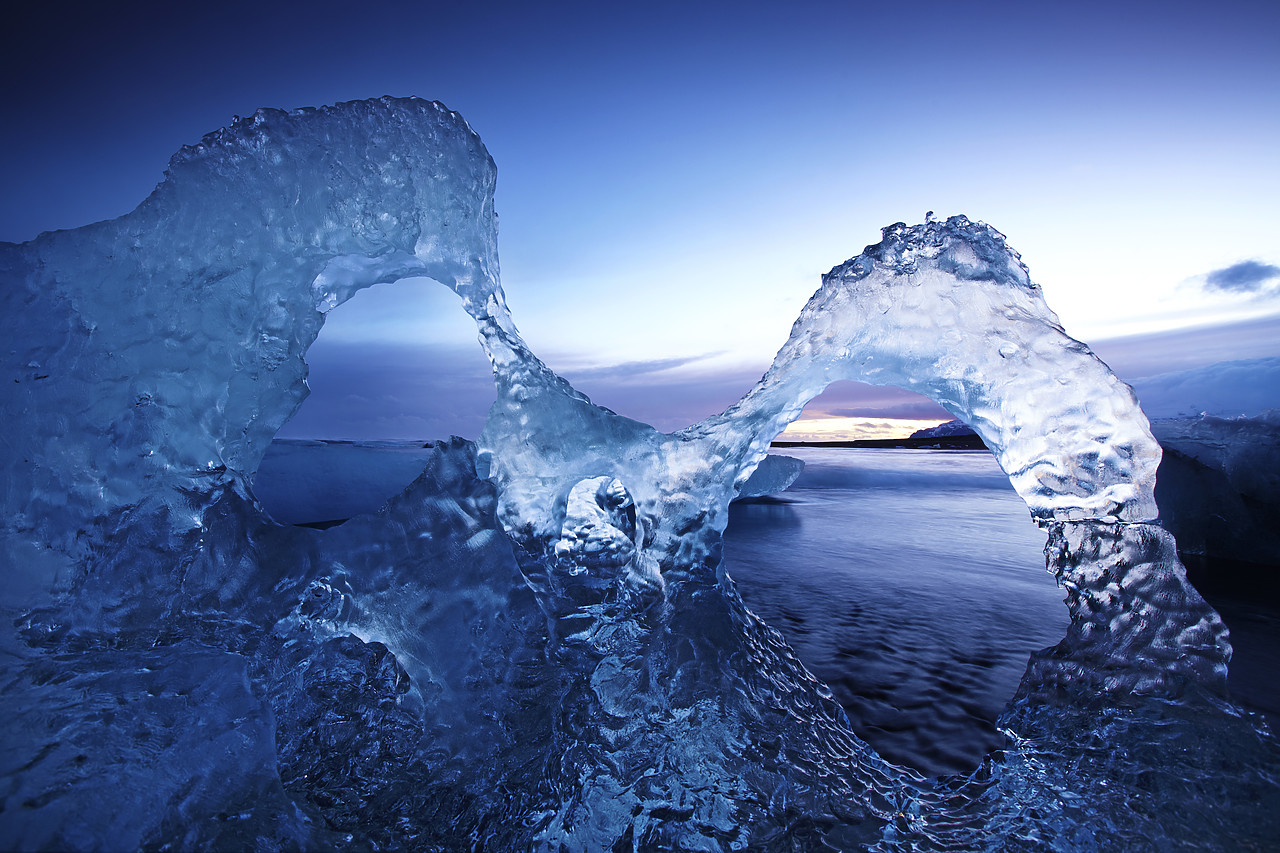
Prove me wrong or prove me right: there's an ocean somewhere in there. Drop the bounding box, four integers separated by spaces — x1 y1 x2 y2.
724 447 1280 778
724 448 1068 776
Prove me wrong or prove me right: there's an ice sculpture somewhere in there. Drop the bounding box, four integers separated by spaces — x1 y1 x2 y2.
2 97 1275 851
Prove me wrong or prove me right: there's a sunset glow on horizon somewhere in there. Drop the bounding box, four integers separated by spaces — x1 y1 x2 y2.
777 415 951 443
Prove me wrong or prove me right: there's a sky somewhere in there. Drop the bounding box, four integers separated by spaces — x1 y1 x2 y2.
3 0 1278 440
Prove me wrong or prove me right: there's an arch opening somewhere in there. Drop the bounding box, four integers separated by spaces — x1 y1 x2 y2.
724 390 1070 777
253 277 496 527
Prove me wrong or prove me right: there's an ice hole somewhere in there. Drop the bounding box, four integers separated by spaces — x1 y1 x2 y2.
724 394 1070 777
252 277 496 527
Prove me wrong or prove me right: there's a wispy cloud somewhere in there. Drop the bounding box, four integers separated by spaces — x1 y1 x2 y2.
560 352 723 382
801 381 952 422
827 402 954 420
1203 260 1280 293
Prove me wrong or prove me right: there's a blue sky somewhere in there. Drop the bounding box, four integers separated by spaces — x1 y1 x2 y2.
3 1 1278 439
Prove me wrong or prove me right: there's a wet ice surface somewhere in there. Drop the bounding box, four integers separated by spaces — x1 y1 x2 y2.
724 448 1069 777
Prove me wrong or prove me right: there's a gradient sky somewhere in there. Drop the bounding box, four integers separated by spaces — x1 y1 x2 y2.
4 1 1278 439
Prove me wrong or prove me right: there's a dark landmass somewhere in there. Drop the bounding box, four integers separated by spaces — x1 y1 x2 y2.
771 434 989 450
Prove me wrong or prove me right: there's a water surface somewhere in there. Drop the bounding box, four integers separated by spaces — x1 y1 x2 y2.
724 448 1069 776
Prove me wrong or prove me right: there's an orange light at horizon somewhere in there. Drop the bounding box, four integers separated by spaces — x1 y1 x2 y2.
777 415 950 443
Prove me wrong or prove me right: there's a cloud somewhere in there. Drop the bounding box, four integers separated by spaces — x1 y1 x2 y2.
560 352 722 382
801 381 952 421
777 416 951 442
827 402 954 420
1204 260 1280 293
567 367 764 432
280 340 1013 440
572 373 957 433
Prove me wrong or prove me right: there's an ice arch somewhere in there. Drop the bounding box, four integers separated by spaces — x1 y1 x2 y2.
1 98 498 556
708 218 1160 523
0 96 1183 592
0 94 1228 719
472 214 1227 698
2 97 1262 851
473 216 1163 543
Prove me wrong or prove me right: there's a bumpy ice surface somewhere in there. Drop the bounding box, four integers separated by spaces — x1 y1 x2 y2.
2 97 1277 850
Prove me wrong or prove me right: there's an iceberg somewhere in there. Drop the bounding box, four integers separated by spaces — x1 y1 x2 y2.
1151 411 1280 567
733 453 805 500
1129 356 1280 420
2 97 1276 850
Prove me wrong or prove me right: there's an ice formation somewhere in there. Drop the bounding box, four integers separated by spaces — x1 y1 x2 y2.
1130 356 1280 420
733 453 805 499
2 97 1276 850
1151 411 1280 566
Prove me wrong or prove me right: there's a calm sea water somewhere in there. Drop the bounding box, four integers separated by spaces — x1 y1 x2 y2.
723 448 1070 777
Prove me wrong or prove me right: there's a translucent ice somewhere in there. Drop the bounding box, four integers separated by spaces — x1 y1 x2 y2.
734 453 805 499
2 97 498 566
1 98 1273 851
704 219 1163 525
